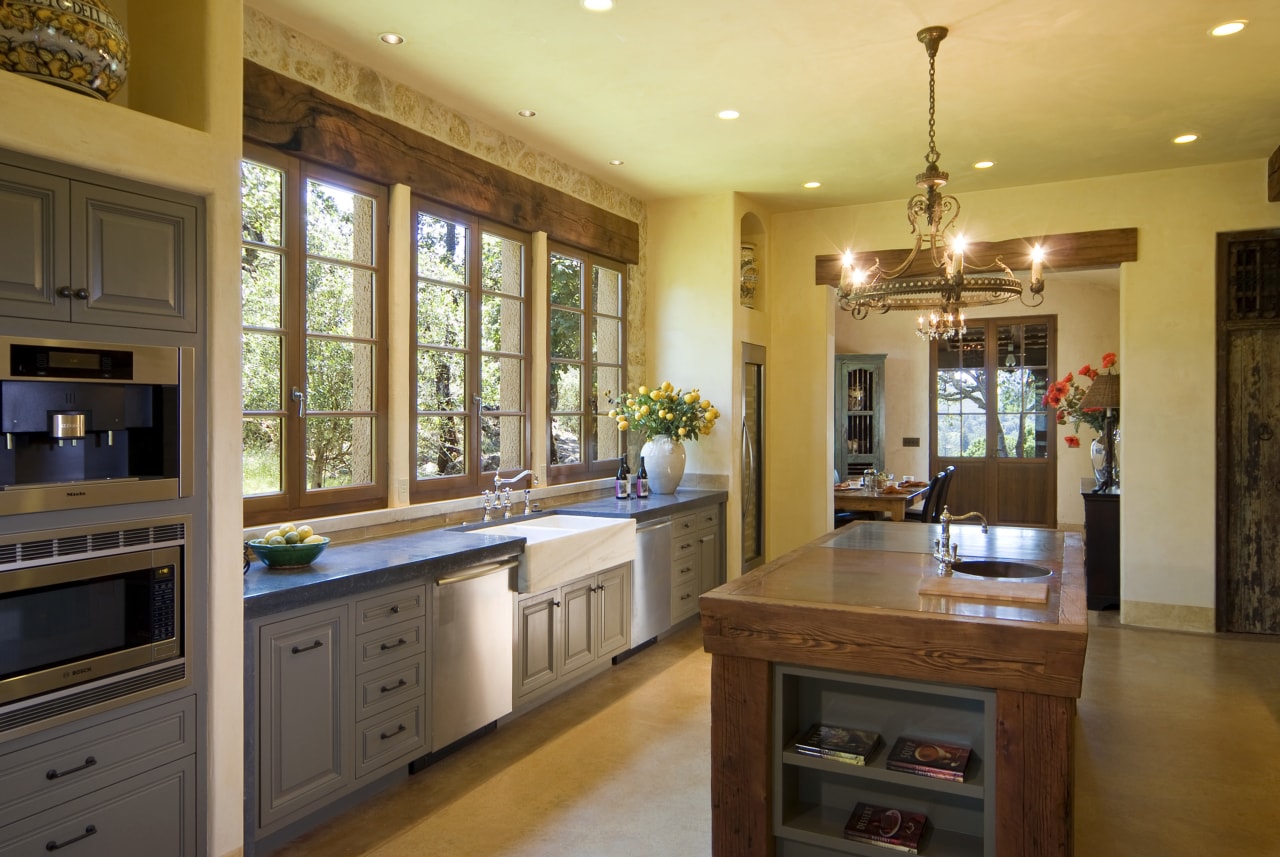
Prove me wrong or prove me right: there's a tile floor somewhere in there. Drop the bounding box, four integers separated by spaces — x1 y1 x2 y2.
272 614 1280 857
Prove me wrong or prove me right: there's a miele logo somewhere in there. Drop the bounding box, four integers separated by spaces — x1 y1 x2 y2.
64 491 88 497
64 666 94 678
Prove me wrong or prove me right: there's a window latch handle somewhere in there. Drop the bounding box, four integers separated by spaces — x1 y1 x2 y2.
291 387 306 417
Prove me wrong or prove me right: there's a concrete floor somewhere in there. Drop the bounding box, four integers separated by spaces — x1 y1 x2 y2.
272 614 1280 857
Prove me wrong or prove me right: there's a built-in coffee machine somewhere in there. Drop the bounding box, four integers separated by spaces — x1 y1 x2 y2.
0 336 193 516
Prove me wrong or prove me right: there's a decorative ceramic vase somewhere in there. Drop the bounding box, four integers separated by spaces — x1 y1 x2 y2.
0 0 130 101
1090 429 1121 489
640 435 686 494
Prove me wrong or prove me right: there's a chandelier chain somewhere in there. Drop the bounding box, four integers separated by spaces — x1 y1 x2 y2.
926 52 939 165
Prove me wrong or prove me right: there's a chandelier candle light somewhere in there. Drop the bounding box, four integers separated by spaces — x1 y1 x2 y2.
833 26 1047 341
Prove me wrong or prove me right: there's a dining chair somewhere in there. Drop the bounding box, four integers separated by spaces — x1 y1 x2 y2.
905 469 947 523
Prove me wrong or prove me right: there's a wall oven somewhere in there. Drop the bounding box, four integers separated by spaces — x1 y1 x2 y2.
0 336 195 516
0 516 189 737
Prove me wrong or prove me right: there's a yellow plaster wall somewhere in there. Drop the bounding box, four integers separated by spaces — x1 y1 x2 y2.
771 158 1280 629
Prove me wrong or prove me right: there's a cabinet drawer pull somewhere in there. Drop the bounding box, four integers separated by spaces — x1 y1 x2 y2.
379 723 407 740
681 592 693 601
380 678 408 694
389 604 401 614
291 640 324 654
45 756 97 780
552 600 561 608
380 637 408 651
45 824 97 851
678 541 693 551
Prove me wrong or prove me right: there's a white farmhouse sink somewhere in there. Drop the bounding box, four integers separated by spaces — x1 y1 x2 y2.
478 515 636 593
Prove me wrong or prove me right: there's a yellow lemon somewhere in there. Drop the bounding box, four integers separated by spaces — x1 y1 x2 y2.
678 427 688 436
267 535 286 546
618 420 629 430
284 531 301 544
279 523 296 534
684 393 697 403
662 381 673 392
303 534 326 544
700 399 711 409
296 525 314 540
708 408 720 419
263 529 281 541
608 408 617 418
637 385 648 395
639 405 650 415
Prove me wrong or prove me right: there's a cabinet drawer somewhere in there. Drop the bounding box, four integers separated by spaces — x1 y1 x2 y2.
671 578 698 623
0 696 195 829
355 700 425 779
356 656 426 722
693 505 720 531
354 585 427 636
672 555 698 587
0 755 196 857
356 617 426 673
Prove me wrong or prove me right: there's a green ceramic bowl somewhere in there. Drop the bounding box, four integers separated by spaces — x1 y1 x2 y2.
248 537 330 569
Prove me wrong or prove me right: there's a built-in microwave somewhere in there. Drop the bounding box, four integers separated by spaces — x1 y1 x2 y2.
0 336 195 516
0 517 188 737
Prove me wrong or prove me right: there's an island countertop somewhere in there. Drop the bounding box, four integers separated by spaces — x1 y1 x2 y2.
699 520 1089 857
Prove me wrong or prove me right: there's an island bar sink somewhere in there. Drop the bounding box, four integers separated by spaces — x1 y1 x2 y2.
953 560 1053 579
462 514 636 593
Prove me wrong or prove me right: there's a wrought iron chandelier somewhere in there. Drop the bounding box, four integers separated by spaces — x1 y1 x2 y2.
834 26 1046 341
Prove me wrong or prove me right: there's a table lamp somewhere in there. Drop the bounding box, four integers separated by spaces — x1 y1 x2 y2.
1078 373 1120 493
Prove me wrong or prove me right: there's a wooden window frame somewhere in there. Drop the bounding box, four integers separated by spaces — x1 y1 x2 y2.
241 143 389 526
546 243 628 485
409 198 531 502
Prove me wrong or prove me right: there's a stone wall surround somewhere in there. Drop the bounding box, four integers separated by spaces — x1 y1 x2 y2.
242 7 649 388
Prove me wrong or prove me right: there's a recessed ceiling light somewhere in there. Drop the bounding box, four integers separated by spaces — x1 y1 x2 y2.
717 110 740 120
803 181 821 189
1173 133 1199 144
1210 20 1246 37
378 32 404 45
582 0 613 10
517 109 537 118
973 160 995 169
608 159 624 166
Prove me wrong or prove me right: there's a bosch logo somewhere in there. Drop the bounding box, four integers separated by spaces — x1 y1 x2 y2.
65 491 88 497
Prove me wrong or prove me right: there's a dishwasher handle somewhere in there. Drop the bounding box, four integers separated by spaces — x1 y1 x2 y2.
436 558 519 586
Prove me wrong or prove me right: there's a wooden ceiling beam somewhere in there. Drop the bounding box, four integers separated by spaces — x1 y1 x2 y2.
814 228 1138 286
243 60 640 264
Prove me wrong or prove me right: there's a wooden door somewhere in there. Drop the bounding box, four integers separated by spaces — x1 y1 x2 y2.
560 578 597 676
930 317 1057 526
1218 229 1280 633
515 591 558 699
594 565 630 659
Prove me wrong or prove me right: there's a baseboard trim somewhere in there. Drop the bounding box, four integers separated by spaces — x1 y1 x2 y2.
1120 600 1215 633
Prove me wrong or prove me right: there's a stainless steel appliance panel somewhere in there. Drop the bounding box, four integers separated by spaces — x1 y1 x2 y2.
431 558 518 752
632 520 672 647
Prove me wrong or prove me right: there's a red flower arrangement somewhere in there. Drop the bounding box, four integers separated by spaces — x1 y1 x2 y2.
1043 352 1118 444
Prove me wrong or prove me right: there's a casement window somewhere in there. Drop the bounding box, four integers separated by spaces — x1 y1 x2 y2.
240 146 388 525
547 244 626 483
412 201 530 500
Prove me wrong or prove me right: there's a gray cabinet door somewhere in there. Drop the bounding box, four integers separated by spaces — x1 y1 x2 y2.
0 756 196 857
697 530 720 594
595 566 629 660
515 591 558 699
71 183 197 332
0 163 68 321
258 605 350 831
560 578 597 678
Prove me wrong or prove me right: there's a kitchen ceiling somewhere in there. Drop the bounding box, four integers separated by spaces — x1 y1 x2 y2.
248 0 1280 212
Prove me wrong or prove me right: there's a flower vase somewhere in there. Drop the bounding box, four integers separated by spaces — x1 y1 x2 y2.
640 435 686 494
1090 430 1121 490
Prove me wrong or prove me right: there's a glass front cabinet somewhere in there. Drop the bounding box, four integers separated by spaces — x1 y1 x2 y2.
834 354 886 479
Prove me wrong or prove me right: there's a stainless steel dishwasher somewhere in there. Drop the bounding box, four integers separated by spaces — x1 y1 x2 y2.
431 555 518 751
631 519 672 648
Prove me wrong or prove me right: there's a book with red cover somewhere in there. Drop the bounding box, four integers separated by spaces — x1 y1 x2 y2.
843 802 927 853
791 723 882 765
885 735 972 782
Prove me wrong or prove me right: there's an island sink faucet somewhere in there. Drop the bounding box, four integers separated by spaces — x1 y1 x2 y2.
934 506 989 574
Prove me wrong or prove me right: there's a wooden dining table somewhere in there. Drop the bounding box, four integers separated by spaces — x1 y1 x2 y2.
833 484 929 521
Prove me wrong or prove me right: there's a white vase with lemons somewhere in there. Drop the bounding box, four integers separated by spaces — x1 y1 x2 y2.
608 381 719 495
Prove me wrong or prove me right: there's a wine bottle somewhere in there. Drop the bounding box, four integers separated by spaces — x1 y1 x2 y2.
615 457 630 499
635 456 650 498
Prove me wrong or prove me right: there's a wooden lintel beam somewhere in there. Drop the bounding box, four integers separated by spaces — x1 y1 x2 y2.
243 60 640 264
1269 143 1280 202
814 227 1139 286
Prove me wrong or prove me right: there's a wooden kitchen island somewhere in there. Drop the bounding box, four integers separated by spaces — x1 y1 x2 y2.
700 522 1088 857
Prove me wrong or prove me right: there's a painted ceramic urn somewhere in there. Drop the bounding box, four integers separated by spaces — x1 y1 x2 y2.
0 0 130 101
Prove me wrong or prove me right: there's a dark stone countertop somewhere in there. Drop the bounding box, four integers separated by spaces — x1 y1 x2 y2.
243 489 727 619
243 529 525 620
